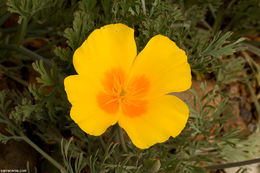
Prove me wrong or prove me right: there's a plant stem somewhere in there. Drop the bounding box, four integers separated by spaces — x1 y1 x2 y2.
22 135 66 173
105 164 138 169
242 52 260 129
245 79 260 129
118 127 127 152
0 111 65 172
0 44 52 68
99 136 106 152
212 0 236 34
18 17 29 45
205 157 260 170
0 64 28 86
141 0 147 15
35 38 66 53
108 125 119 145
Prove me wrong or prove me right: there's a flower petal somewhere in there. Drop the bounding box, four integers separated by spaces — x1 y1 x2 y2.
130 35 191 97
118 95 189 149
73 23 137 78
64 75 119 136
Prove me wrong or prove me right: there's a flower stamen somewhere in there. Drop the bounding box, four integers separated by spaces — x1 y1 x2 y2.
97 68 150 117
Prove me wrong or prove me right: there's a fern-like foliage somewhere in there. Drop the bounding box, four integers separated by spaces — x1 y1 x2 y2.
32 60 57 87
64 11 93 51
7 0 52 23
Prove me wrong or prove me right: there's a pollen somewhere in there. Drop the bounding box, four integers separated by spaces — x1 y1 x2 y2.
97 67 150 117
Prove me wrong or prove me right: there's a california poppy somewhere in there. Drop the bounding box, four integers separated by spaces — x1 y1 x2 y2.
64 23 191 149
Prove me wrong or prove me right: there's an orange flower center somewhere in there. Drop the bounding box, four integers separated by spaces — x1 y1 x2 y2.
97 68 150 117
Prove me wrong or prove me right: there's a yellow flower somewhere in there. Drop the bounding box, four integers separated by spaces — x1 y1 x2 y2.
64 23 192 149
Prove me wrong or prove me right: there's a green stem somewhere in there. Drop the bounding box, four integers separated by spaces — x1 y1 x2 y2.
108 125 119 145
0 112 65 172
212 0 236 34
205 157 260 170
0 64 28 86
22 135 66 173
141 0 147 15
208 4 217 19
242 52 260 130
118 127 127 152
18 17 29 45
245 79 260 129
0 27 18 33
105 164 138 169
0 112 21 132
0 44 52 68
99 136 106 152
35 38 66 53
